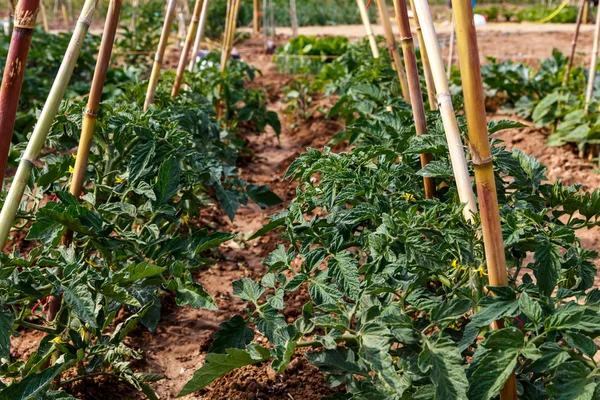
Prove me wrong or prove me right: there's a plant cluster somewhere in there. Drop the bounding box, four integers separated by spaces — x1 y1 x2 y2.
179 36 600 400
474 5 579 23
274 35 350 74
454 50 600 157
0 38 282 397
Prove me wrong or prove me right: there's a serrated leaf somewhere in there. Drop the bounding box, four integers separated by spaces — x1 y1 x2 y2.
418 338 468 400
328 251 361 301
416 160 454 178
154 157 180 205
98 283 142 307
547 361 596 400
208 315 254 354
232 278 265 303
63 278 98 329
177 346 271 397
533 242 562 297
487 119 526 134
0 364 64 400
113 262 166 284
247 185 283 208
176 278 217 310
0 309 14 359
518 292 543 326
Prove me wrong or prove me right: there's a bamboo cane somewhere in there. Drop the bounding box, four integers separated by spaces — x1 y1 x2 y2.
583 0 589 24
0 0 99 250
413 0 476 222
393 0 435 199
253 0 260 34
60 0 70 30
220 0 241 73
409 0 436 109
356 0 380 58
0 0 40 187
40 0 49 32
172 0 204 97
188 0 209 72
130 0 139 47
374 0 410 102
451 0 517 397
289 0 298 37
564 0 586 86
447 12 454 80
585 4 600 113
143 0 177 111
262 0 268 50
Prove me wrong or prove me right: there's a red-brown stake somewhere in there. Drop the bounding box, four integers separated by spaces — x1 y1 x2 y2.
0 0 40 186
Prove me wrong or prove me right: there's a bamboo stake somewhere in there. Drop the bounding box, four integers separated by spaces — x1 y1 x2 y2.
0 0 99 250
130 0 139 47
60 0 70 30
413 0 476 222
447 12 454 80
40 0 49 32
188 0 209 72
393 0 435 199
253 0 260 34
70 0 122 201
374 0 410 102
356 0 380 58
564 0 586 86
585 4 600 113
0 0 40 187
220 0 241 73
289 0 298 37
451 0 517 397
262 0 268 50
143 0 177 111
409 0 435 109
172 0 204 97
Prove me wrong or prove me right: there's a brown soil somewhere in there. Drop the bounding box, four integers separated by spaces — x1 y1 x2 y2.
8 26 600 400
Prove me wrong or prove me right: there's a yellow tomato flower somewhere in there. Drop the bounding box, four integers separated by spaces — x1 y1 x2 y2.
475 265 488 277
182 215 190 226
450 258 467 271
115 177 124 184
68 166 74 174
403 193 415 202
52 336 66 344
85 259 98 267
71 153 77 160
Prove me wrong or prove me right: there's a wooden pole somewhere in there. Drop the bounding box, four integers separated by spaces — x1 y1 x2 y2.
253 0 260 34
60 0 70 30
374 0 410 102
40 0 49 32
0 0 99 250
172 0 204 97
289 0 298 37
0 0 40 187
409 0 436 109
564 0 586 86
393 0 435 199
451 0 517 397
413 0 476 222
447 12 454 79
585 3 600 113
356 0 380 58
143 0 177 111
220 0 241 73
188 0 209 72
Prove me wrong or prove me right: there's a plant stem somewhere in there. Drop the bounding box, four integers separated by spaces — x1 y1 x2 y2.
172 0 204 97
188 0 210 72
374 0 410 103
411 0 477 222
0 0 40 187
143 0 177 111
356 0 380 59
451 0 516 398
0 0 99 251
393 0 435 199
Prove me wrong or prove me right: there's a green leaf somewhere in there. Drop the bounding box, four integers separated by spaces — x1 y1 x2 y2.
232 278 265 303
27 203 66 246
247 185 283 208
468 328 523 400
37 390 79 400
177 346 271 397
0 310 14 360
63 278 98 329
175 278 218 310
113 262 166 284
430 299 471 325
248 216 286 240
532 241 562 297
547 361 596 400
305 348 367 378
328 251 361 301
98 283 142 307
154 157 180 205
262 244 294 272
518 292 543 326
309 271 343 305
563 331 597 358
189 230 236 255
487 119 526 134
418 338 468 400
208 315 254 354
129 140 155 183
527 343 570 373
284 274 308 292
416 160 454 178
0 363 63 400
